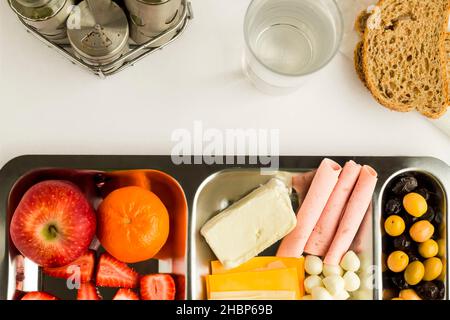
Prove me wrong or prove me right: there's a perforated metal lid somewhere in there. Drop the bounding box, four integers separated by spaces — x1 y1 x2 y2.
67 0 128 62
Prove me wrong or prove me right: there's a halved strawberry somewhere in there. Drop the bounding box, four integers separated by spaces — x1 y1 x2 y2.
95 253 139 288
113 288 139 300
21 292 58 300
173 274 186 300
43 250 95 282
77 282 102 300
140 274 175 300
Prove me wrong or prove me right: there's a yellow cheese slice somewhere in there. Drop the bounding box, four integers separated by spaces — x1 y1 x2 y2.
210 290 297 300
207 267 300 300
211 256 305 296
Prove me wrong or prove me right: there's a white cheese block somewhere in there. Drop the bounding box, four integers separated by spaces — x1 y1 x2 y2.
201 178 297 269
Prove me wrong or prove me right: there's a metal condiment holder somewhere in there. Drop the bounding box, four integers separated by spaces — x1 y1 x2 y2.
13 0 193 78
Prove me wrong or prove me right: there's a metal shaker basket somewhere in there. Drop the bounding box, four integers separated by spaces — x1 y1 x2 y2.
9 0 193 78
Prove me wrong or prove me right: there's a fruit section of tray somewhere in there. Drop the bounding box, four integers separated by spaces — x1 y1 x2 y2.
0 155 448 300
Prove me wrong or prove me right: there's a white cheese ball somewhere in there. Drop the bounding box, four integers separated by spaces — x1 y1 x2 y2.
305 255 323 275
304 275 323 294
323 264 344 277
311 287 333 300
333 290 350 300
343 271 361 292
301 295 312 300
340 251 361 272
322 275 346 295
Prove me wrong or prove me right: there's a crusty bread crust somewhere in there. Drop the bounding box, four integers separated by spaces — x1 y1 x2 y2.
354 41 367 87
356 0 449 119
355 10 371 37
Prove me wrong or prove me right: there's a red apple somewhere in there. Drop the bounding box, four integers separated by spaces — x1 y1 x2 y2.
10 180 96 268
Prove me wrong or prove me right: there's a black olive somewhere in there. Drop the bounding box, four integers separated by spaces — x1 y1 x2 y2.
421 206 435 222
416 281 439 300
405 244 420 262
393 234 413 251
433 210 443 226
385 198 402 215
434 281 445 300
391 273 410 290
416 188 430 201
383 271 395 289
408 253 420 262
402 212 418 227
383 237 394 252
392 176 418 195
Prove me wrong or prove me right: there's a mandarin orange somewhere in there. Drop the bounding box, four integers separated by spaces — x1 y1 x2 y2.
97 186 169 263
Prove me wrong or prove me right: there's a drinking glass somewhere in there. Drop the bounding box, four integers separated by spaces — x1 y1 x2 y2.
243 0 343 95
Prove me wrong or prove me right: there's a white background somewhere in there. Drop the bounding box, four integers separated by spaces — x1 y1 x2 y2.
0 0 449 169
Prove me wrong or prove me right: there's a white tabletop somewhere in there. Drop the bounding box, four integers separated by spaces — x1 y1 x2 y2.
1 0 449 170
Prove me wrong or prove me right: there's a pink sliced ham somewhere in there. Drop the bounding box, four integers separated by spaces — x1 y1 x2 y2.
304 161 362 256
324 165 378 265
292 170 316 205
277 158 342 258
350 202 373 254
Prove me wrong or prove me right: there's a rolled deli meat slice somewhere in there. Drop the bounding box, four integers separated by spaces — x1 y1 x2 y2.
292 170 316 205
277 158 342 258
304 161 362 256
350 202 373 254
324 165 378 265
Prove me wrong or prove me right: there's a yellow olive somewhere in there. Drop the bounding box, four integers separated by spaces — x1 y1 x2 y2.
409 220 434 243
383 289 397 300
423 257 443 281
437 239 446 258
399 289 422 300
403 193 427 217
437 258 446 281
404 261 425 285
387 251 409 272
384 215 405 237
418 239 439 258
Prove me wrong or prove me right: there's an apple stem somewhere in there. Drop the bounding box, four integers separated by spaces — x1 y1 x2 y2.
42 224 59 241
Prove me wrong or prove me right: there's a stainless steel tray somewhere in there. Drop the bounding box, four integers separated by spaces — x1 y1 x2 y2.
188 157 449 300
10 1 193 78
0 155 448 300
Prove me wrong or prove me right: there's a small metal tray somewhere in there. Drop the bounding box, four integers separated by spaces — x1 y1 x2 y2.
10 1 193 78
188 157 449 300
0 156 190 300
376 168 448 300
0 155 448 300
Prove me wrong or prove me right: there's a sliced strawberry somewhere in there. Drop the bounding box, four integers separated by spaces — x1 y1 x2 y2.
77 282 102 300
140 274 175 300
43 250 95 282
21 292 58 300
173 274 186 300
113 288 139 300
95 253 139 288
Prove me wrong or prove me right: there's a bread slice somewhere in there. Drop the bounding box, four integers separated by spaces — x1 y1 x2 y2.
446 32 450 105
354 40 367 86
355 10 371 37
356 0 450 118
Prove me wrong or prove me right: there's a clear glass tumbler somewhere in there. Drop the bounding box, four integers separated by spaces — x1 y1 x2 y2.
243 0 344 95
